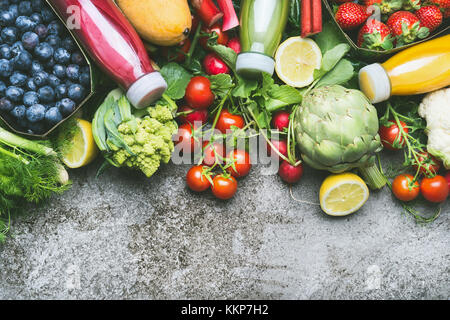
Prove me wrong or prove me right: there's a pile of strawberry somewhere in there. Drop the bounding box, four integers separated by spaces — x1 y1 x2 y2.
332 0 449 50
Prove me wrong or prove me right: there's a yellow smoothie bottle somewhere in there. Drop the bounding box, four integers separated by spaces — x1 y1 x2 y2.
359 34 450 103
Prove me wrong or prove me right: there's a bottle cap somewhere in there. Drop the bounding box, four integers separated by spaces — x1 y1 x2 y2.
126 72 168 109
358 63 391 104
236 52 275 79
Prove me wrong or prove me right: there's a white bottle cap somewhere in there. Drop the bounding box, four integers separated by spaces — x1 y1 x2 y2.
126 72 168 109
358 63 391 104
236 52 275 78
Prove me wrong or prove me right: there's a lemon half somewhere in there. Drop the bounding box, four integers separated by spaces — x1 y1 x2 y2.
275 37 322 88
61 119 99 169
319 173 369 216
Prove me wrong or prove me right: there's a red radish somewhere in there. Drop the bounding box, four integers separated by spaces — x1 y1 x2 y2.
178 106 209 125
267 140 288 160
278 161 304 184
203 53 230 75
335 3 371 30
227 37 241 54
272 111 290 131
415 5 443 31
445 172 450 190
191 0 224 28
217 0 240 31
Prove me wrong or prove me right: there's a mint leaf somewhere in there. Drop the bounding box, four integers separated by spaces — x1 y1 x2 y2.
209 74 234 98
160 63 192 100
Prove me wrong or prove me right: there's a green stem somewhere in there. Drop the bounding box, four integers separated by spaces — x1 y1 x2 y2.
0 127 56 157
185 20 203 67
0 146 30 164
358 163 387 190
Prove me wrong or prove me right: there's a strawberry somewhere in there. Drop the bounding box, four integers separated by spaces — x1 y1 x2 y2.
335 3 371 30
362 0 403 15
332 0 354 3
416 5 443 31
387 11 430 46
426 0 450 9
357 19 394 50
445 8 450 18
403 0 422 11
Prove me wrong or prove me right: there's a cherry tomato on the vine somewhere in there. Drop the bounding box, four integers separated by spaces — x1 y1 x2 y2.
226 149 252 178
186 165 211 192
202 141 225 166
379 120 408 150
185 76 215 109
215 109 245 134
414 152 441 177
175 123 198 153
391 174 420 202
212 175 238 200
420 175 449 203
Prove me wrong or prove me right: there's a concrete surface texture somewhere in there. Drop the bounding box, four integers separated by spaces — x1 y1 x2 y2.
0 155 449 300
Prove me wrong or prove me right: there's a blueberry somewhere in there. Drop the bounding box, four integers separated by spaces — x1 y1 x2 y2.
0 10 14 26
66 64 80 81
9 71 27 86
47 20 62 36
0 0 8 10
52 64 65 78
70 51 85 65
54 84 66 99
18 1 32 16
58 98 75 116
0 58 12 77
26 77 36 91
23 91 39 107
0 79 5 94
32 70 48 87
22 31 39 50
29 12 41 24
53 47 71 64
10 40 24 55
5 86 23 102
40 7 54 23
0 44 11 59
44 106 62 125
10 104 26 119
31 0 43 11
80 66 89 74
15 15 35 32
44 57 55 68
8 4 18 19
34 42 53 61
47 74 61 88
31 60 43 74
79 72 90 87
34 24 47 39
61 37 76 51
45 34 60 48
67 83 85 102
38 85 54 103
0 97 14 112
64 79 74 87
1 26 18 44
26 103 45 122
12 50 32 71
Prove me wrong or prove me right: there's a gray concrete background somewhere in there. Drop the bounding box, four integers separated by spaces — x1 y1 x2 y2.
0 154 449 300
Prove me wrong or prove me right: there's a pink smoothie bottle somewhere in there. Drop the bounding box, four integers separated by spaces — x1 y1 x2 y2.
49 0 167 108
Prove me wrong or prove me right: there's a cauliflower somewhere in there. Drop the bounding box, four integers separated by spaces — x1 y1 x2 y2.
418 88 450 169
92 89 178 178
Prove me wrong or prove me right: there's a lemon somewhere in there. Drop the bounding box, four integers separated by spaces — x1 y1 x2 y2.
275 37 322 88
61 119 99 169
319 173 369 216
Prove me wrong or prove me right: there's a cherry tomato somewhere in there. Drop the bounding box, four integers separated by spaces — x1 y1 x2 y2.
175 123 198 153
185 76 215 109
226 149 252 178
267 139 288 160
215 109 245 134
278 161 303 184
212 175 238 200
200 24 229 49
178 106 208 125
414 152 441 177
420 175 449 203
379 120 408 150
202 141 225 166
186 165 211 192
391 174 420 202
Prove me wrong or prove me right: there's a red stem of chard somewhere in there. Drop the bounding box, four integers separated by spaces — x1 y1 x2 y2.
217 0 239 31
191 0 224 28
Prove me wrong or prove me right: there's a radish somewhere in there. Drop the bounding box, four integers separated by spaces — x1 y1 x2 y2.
445 172 450 190
278 160 304 184
272 110 290 131
178 106 208 125
267 139 288 160
227 37 241 54
203 53 230 75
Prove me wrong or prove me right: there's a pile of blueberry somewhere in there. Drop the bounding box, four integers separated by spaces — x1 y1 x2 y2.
0 0 90 135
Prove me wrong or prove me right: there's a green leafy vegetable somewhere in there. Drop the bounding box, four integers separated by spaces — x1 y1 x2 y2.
160 62 192 100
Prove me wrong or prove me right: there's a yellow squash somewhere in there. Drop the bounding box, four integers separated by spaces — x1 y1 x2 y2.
117 0 192 46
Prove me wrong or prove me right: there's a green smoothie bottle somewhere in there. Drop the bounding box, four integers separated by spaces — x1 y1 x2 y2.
236 0 290 78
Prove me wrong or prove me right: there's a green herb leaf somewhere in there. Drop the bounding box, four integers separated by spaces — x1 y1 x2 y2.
232 75 258 99
209 74 234 98
160 62 192 100
209 44 238 71
315 59 355 88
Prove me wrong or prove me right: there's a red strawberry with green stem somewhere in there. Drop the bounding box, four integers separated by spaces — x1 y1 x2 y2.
357 19 394 50
416 5 443 31
335 3 371 30
387 11 430 46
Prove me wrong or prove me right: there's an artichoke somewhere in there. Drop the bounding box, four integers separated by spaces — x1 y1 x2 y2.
294 85 386 189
